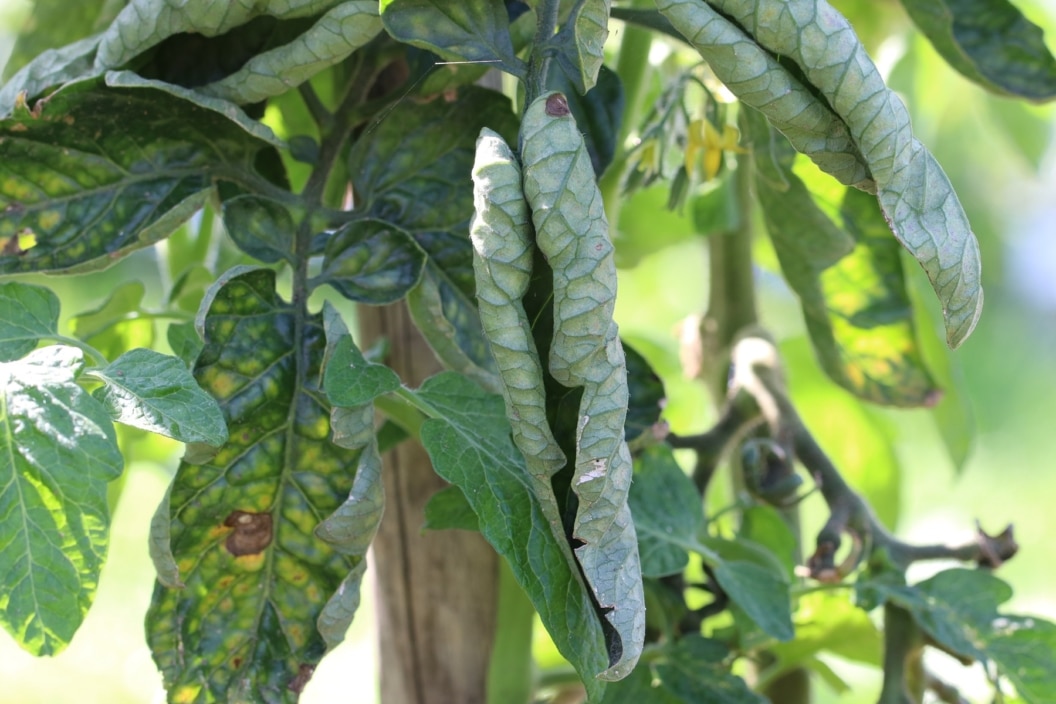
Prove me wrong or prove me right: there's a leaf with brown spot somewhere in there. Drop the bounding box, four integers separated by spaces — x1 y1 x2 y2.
224 511 274 556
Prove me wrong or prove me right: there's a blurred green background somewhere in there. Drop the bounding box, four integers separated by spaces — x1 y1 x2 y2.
1 1 1054 702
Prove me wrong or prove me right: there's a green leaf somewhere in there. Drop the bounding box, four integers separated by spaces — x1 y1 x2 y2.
95 0 351 69
629 445 702 578
412 372 611 698
0 281 59 361
862 568 1056 701
146 267 365 699
422 485 480 532
623 341 665 443
90 347 228 445
552 0 611 94
705 0 983 347
0 87 270 274
167 322 203 368
1 0 117 80
379 0 526 77
348 85 518 390
655 0 874 191
745 110 939 407
0 345 123 655
197 1 383 105
69 280 155 362
104 71 287 148
629 445 793 641
545 63 625 176
900 0 1056 101
220 194 296 264
601 636 766 703
320 302 401 407
317 219 427 304
767 592 883 682
0 35 102 116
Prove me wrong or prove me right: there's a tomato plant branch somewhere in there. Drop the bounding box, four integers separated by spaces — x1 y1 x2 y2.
526 0 561 103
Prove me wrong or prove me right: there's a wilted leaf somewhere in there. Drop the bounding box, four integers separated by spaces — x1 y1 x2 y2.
146 267 365 700
0 281 59 361
0 87 270 274
900 0 1056 101
0 345 123 655
655 0 873 191
413 372 611 700
91 347 228 445
706 0 984 347
545 64 624 176
198 1 383 105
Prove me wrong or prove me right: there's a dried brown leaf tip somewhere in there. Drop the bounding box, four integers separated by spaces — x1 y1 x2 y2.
223 510 273 556
545 93 570 117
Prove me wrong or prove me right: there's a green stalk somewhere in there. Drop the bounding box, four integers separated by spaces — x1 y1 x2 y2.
525 0 561 104
486 559 536 704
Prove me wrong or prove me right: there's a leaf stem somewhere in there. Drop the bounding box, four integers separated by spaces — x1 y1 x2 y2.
53 335 109 367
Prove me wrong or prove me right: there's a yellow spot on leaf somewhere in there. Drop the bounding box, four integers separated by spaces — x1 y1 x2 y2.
38 210 61 231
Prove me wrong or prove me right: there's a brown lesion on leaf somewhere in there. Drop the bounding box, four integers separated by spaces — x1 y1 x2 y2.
223 510 273 556
288 664 315 694
545 92 570 117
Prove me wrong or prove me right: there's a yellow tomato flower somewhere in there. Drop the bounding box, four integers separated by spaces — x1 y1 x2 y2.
686 118 744 181
636 137 661 176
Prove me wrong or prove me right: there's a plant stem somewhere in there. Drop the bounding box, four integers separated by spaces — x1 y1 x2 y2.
486 559 536 704
525 0 561 104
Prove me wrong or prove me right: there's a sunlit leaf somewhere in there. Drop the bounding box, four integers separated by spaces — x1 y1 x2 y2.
91 348 228 445
146 267 364 699
0 345 123 655
413 372 611 699
0 86 270 274
744 109 939 407
0 281 59 361
705 0 984 347
900 0 1056 101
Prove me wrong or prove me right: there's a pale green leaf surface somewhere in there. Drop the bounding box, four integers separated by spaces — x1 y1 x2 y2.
147 268 365 699
94 0 345 69
900 0 1056 101
198 1 382 105
0 87 268 274
470 128 565 478
554 0 611 94
654 0 874 191
0 35 101 115
706 0 983 347
91 348 228 445
768 592 882 677
69 280 145 340
380 0 525 75
521 92 645 679
0 281 60 361
0 345 123 656
147 483 183 589
104 71 287 148
413 372 610 698
318 219 427 305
